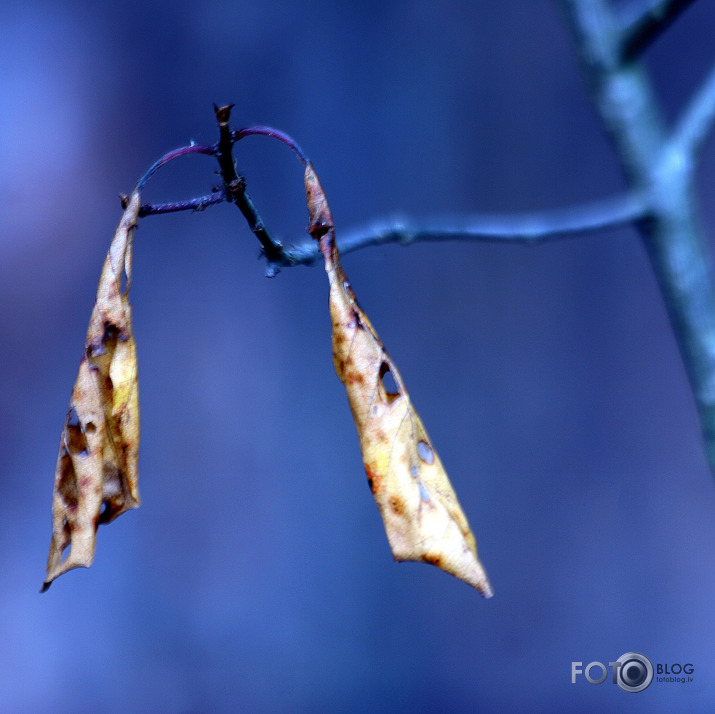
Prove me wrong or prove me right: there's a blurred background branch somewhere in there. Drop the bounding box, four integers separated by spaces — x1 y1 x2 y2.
558 0 715 472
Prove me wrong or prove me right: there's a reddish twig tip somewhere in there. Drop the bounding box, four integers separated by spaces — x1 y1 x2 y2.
232 125 310 167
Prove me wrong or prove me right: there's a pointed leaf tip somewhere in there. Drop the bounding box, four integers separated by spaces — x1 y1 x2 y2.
44 191 141 589
305 165 492 595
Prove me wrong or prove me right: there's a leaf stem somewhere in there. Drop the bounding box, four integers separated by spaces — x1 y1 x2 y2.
136 143 215 191
232 126 310 166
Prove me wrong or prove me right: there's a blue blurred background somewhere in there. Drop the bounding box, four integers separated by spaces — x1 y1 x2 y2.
2 1 715 711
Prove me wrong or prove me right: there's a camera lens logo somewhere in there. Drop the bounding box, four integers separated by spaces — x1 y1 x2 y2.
614 652 653 693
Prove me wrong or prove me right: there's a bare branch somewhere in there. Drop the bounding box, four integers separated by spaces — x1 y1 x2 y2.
619 0 697 60
339 192 648 249
269 192 649 271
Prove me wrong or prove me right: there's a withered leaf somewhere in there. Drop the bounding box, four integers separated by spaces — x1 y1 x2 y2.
305 165 492 597
42 191 141 591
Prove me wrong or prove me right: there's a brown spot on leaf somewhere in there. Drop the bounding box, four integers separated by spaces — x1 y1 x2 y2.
365 466 382 495
57 462 78 512
389 495 404 515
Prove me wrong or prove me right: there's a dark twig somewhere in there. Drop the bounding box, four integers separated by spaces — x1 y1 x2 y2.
233 185 286 276
213 104 239 184
619 0 697 60
212 104 286 270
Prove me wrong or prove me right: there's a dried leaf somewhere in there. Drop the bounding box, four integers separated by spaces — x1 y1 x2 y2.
305 165 492 597
42 191 141 591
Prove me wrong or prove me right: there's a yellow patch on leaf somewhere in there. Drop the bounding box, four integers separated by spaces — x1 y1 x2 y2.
305 165 492 597
42 191 141 591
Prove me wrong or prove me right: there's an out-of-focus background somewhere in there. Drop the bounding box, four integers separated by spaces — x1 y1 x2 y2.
3 1 715 711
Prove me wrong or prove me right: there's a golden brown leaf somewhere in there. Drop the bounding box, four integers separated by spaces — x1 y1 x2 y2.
42 191 141 591
305 165 492 597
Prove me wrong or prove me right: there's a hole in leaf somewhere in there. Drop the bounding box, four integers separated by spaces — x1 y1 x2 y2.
102 463 122 500
57 459 79 510
350 309 364 330
98 501 112 524
379 361 401 404
65 409 88 457
417 440 434 465
103 323 119 349
87 342 104 360
87 322 119 364
58 518 72 564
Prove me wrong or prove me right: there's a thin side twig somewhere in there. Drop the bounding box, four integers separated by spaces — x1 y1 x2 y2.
267 191 650 270
669 60 715 165
338 192 649 249
138 190 227 216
